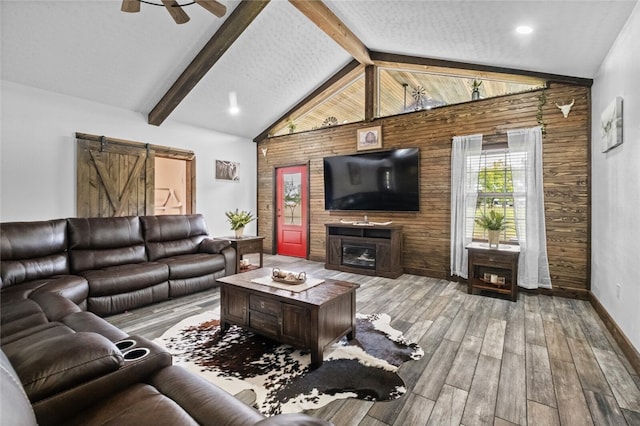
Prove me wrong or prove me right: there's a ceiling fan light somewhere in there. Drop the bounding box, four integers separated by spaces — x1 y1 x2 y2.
516 25 533 35
195 0 227 18
229 91 240 115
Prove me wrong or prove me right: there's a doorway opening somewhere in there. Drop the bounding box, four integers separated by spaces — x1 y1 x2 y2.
155 157 188 215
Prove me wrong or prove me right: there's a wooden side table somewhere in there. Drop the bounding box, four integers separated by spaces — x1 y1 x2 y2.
466 242 520 302
216 236 264 273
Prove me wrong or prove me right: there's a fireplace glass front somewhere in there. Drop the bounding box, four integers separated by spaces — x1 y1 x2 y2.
342 243 376 270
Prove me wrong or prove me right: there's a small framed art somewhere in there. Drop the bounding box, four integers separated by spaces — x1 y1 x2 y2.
356 126 382 151
601 96 623 153
215 160 239 181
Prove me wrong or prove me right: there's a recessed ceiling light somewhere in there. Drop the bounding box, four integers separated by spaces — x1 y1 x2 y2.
228 91 239 115
516 25 533 35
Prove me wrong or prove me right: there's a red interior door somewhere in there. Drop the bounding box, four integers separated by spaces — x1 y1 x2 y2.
276 165 308 258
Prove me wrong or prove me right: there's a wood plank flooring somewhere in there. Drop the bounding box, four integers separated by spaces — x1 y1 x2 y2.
106 255 640 425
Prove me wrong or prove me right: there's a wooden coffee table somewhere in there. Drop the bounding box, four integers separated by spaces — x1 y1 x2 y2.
217 268 359 368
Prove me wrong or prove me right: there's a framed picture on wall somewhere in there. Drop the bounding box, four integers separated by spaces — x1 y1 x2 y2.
601 96 623 153
356 126 382 151
215 160 239 181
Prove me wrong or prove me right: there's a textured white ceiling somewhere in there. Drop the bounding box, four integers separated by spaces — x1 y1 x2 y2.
1 0 637 139
328 1 636 78
169 1 352 136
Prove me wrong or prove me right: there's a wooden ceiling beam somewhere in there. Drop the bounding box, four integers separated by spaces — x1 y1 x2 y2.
371 51 593 87
289 0 372 66
148 0 269 126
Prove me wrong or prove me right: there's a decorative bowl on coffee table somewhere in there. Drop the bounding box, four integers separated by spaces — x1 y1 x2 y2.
271 267 306 285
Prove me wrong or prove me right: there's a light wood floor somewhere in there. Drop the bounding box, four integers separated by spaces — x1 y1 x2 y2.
107 255 640 426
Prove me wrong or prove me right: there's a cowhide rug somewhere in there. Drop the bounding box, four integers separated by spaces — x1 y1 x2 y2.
155 310 423 416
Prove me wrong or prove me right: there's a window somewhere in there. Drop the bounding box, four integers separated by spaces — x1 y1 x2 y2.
469 148 524 243
266 64 545 138
378 68 544 117
271 73 365 136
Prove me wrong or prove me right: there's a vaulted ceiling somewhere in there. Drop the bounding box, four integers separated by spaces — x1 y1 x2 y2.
1 1 636 139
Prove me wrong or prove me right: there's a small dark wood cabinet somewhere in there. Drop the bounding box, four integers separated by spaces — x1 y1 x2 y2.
325 223 403 278
215 236 264 273
466 242 520 302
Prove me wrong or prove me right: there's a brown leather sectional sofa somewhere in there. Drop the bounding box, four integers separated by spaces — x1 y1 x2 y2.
1 214 235 317
0 214 331 426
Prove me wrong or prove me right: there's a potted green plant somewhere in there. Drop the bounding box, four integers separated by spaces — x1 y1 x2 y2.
225 209 256 238
471 79 482 100
286 118 297 134
475 209 507 248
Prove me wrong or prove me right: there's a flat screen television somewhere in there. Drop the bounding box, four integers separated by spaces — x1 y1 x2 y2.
323 148 420 212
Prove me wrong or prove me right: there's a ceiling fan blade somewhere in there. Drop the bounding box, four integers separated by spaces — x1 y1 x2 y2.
162 0 190 24
121 0 140 13
195 0 227 18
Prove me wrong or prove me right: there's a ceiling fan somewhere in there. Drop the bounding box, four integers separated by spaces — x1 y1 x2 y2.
121 0 227 24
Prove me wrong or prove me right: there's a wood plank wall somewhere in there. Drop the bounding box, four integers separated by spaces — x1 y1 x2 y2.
256 83 590 297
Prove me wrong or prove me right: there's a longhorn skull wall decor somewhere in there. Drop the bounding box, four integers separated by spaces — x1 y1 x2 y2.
556 99 575 118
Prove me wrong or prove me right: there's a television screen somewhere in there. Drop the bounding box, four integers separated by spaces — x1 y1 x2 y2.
323 148 420 211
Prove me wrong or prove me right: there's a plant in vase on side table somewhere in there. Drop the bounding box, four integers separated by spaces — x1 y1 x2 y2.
225 209 256 239
474 209 508 248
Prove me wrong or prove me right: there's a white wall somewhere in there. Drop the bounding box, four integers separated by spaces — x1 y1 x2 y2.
591 3 640 352
0 81 257 237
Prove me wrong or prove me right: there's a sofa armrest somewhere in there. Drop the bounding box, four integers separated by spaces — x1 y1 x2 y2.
149 365 265 425
221 245 237 275
10 332 123 402
29 292 81 321
199 238 231 254
60 311 128 342
33 335 172 426
255 413 334 425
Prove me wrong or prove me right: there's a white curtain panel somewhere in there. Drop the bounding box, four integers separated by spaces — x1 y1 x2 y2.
507 127 552 289
450 134 483 278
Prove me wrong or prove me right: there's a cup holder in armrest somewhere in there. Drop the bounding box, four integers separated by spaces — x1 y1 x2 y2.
115 339 137 351
122 347 150 361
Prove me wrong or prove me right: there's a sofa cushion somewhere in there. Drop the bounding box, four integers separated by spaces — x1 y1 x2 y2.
67 383 200 426
1 219 69 288
87 282 170 317
1 323 76 359
81 262 169 297
168 275 221 298
0 313 48 340
159 253 226 280
0 275 89 306
0 299 48 339
1 322 70 346
140 214 209 261
67 217 147 272
0 299 43 323
71 245 149 274
10 332 123 402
